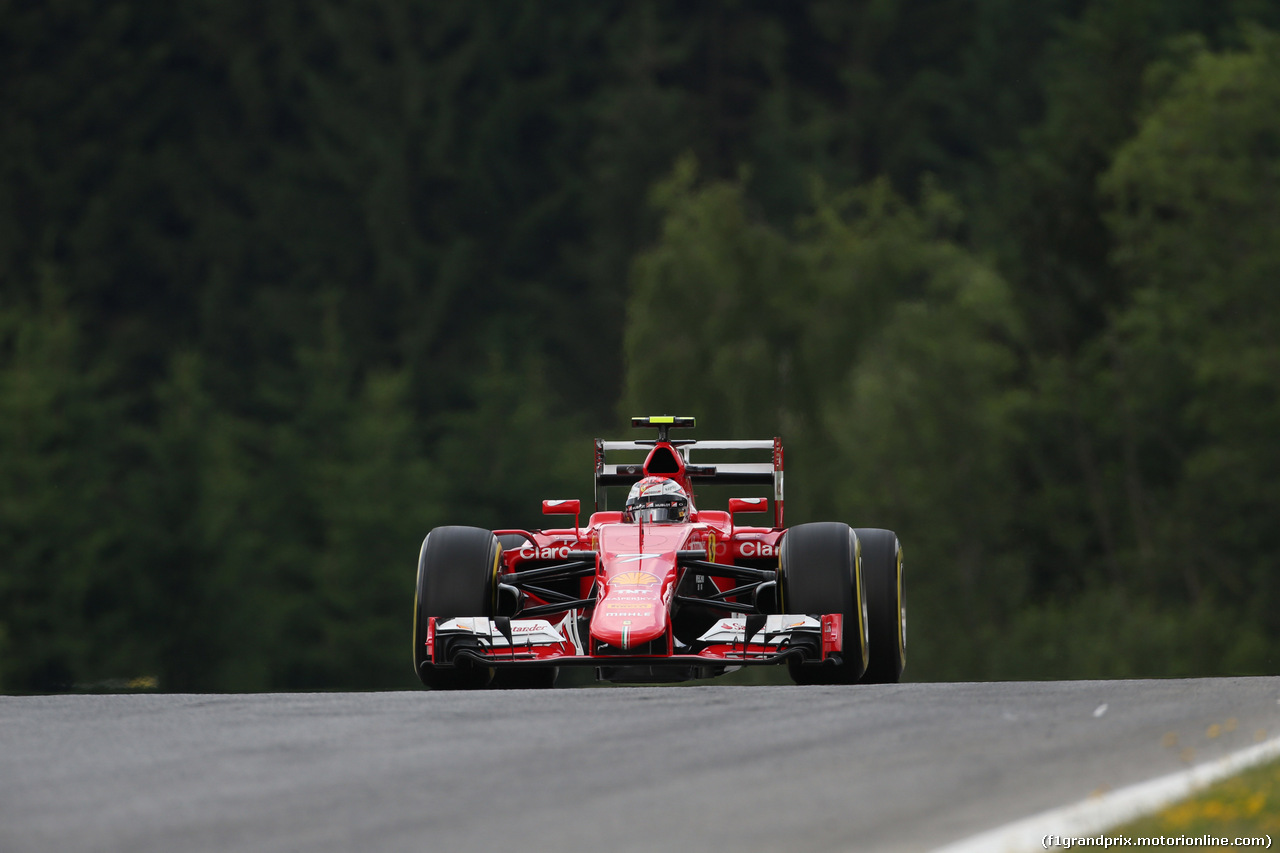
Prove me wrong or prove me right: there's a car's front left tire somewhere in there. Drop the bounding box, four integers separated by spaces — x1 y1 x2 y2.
853 528 905 684
781 522 869 684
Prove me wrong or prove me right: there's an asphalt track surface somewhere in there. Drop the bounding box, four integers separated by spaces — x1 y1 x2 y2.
4 678 1280 853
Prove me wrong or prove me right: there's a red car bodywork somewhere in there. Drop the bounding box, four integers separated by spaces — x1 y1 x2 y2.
421 418 845 682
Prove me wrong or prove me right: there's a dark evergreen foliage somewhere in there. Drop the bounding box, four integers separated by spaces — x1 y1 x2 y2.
3 1 1279 690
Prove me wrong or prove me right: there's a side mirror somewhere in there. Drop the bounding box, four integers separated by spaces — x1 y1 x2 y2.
542 499 581 536
728 497 768 532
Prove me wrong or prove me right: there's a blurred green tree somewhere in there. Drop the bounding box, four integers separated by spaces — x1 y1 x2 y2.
1100 28 1280 632
623 163 1031 678
5 0 1280 689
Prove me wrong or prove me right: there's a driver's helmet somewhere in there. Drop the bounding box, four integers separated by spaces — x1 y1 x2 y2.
623 476 690 524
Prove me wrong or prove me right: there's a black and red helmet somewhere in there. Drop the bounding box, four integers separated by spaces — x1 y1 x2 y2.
623 476 690 524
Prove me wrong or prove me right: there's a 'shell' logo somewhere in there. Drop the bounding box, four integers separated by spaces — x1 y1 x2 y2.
610 572 660 586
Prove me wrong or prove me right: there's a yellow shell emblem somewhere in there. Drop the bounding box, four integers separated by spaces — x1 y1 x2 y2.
611 571 660 586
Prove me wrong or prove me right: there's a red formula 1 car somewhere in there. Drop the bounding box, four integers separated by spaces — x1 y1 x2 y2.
412 417 905 688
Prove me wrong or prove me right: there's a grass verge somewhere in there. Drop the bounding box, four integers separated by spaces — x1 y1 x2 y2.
1112 756 1280 848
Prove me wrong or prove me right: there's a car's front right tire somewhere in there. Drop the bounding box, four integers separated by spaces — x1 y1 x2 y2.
413 526 501 690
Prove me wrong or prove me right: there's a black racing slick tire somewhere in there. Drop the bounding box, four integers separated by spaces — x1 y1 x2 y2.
413 526 501 690
853 528 905 684
781 522 869 685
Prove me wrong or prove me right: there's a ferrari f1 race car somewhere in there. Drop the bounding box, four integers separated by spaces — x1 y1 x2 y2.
412 417 905 688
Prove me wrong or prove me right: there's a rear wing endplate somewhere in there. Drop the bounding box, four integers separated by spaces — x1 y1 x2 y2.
593 437 784 527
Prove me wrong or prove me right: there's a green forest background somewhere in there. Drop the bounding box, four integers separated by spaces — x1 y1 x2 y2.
3 1 1280 692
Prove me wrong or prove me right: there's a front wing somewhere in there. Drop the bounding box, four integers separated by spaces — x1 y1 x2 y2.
424 613 845 668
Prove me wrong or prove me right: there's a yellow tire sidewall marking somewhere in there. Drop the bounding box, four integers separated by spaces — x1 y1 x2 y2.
490 540 502 614
896 541 906 664
854 533 869 670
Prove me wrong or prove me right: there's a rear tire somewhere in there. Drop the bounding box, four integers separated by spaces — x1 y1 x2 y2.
413 526 501 690
781 522 869 685
853 528 905 684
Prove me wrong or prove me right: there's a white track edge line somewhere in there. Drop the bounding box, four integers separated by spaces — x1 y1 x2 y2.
931 733 1280 853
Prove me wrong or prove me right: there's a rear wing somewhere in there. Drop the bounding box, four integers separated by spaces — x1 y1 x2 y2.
593 437 785 527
